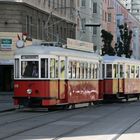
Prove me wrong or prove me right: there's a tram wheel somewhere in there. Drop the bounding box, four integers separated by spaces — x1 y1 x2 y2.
125 95 129 101
88 102 92 106
62 105 70 110
137 95 140 101
71 104 75 109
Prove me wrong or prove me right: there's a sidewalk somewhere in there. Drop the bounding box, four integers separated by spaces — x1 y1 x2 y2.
0 92 15 112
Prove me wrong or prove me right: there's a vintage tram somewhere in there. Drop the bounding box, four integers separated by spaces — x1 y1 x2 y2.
103 55 140 100
13 41 103 108
13 39 140 109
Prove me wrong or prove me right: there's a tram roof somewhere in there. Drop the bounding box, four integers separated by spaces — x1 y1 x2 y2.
103 55 140 64
15 45 101 60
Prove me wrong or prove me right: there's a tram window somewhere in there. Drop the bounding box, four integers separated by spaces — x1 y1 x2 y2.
136 66 139 78
91 64 94 79
15 59 19 78
85 63 88 79
50 58 55 78
92 64 95 79
126 65 130 78
72 61 76 79
131 65 135 78
94 64 98 79
81 63 84 79
68 61 72 78
102 64 105 78
106 64 112 78
60 60 65 78
91 64 97 79
56 59 58 78
76 62 80 78
41 59 48 78
113 64 118 78
22 61 39 78
120 65 124 78
89 63 92 79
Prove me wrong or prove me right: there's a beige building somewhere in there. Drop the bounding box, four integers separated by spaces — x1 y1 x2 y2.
0 0 76 92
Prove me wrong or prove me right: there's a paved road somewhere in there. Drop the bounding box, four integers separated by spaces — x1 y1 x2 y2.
0 92 14 112
0 100 140 140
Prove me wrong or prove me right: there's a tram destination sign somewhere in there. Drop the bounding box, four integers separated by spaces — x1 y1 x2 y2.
0 38 12 50
67 38 94 52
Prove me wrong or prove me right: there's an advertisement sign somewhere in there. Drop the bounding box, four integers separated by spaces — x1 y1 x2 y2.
67 38 94 52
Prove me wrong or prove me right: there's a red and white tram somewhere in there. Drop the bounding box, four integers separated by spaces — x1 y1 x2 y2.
13 42 103 108
103 55 140 100
13 40 140 109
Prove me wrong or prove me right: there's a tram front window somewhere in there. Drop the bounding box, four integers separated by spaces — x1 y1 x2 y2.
21 61 39 78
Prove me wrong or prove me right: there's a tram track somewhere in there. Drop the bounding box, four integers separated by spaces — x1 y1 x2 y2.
0 103 99 126
112 115 140 140
0 103 125 140
0 104 104 140
0 102 139 140
53 102 140 140
0 106 71 128
52 106 125 140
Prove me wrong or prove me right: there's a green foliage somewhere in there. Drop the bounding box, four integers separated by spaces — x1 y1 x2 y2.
101 29 115 56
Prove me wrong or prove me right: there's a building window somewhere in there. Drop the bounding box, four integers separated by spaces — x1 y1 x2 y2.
48 0 50 7
37 18 41 39
26 16 32 36
108 13 111 22
117 19 120 26
93 2 97 13
60 0 63 14
26 16 29 33
64 0 66 15
42 20 46 40
81 18 86 31
53 0 55 9
105 12 107 21
93 26 97 35
77 0 80 7
81 0 86 7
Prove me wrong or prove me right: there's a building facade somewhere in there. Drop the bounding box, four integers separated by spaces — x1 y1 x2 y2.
76 0 103 53
119 0 140 21
0 0 76 92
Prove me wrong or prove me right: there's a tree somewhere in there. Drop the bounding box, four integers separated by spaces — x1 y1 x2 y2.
101 29 115 56
115 23 133 58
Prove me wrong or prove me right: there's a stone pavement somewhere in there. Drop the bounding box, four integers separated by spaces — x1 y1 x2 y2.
0 92 14 112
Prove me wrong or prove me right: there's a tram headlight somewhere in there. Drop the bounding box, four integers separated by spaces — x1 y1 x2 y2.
27 89 32 95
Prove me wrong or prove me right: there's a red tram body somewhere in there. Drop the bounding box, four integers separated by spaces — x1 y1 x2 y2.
14 41 102 108
13 41 140 109
103 56 140 100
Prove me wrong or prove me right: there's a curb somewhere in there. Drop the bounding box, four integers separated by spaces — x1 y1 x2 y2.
0 108 15 113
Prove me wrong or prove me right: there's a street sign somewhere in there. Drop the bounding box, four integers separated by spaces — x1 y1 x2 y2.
0 39 12 50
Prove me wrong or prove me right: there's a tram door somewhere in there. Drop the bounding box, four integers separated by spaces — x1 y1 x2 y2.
118 64 124 94
58 58 66 100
